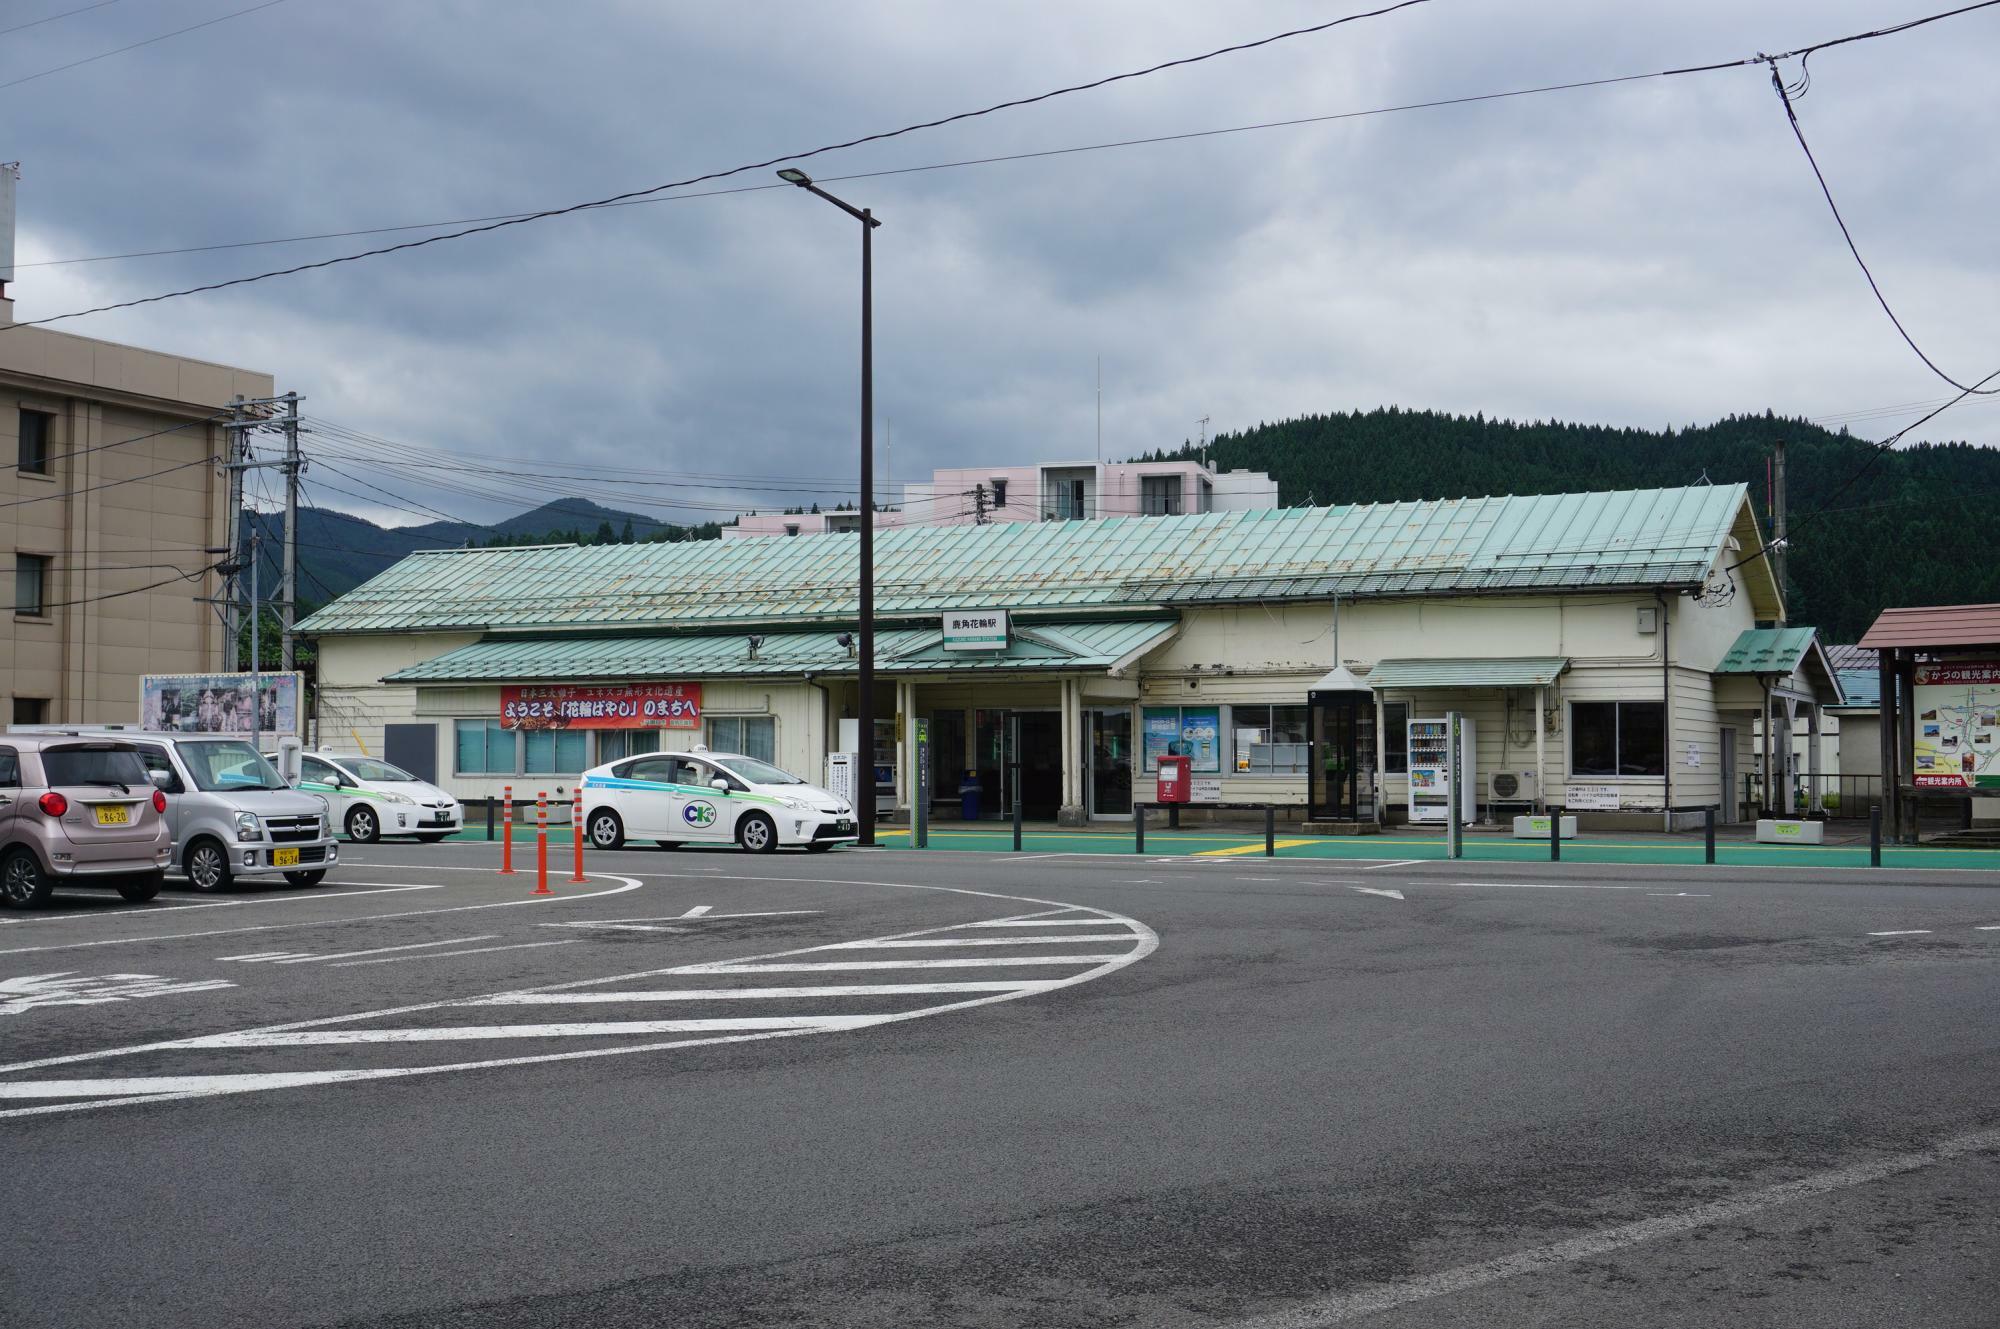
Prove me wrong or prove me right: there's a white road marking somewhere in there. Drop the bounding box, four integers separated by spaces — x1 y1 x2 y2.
0 884 441 929
477 982 1063 1003
1226 1123 2000 1328
0 875 644 957
680 906 712 918
0 891 1153 1117
963 918 1105 928
217 951 311 962
330 939 580 968
273 936 500 964
0 972 236 1015
1351 887 1406 901
1646 892 1711 898
1362 860 1423 870
1977 925 2000 931
175 1015 882 1048
1867 930 1933 937
819 935 1136 948
683 956 1132 972
1450 881 1656 891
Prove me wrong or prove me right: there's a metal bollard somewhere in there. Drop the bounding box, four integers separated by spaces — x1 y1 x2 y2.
1870 803 1882 867
1550 808 1560 861
1135 804 1146 854
1704 805 1715 865
499 785 515 874
486 797 496 842
533 792 550 895
1265 804 1275 857
570 789 587 883
1012 790 1023 852
1169 804 1180 831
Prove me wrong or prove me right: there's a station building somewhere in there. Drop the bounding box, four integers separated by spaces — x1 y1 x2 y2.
298 482 1843 829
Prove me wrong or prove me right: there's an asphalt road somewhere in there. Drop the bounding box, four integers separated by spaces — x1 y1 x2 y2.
2 840 1996 1327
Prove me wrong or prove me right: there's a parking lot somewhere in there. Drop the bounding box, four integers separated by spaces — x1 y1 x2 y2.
4 840 1998 1327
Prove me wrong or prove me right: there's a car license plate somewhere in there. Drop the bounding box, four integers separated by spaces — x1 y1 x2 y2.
94 804 131 826
835 820 854 832
273 847 300 867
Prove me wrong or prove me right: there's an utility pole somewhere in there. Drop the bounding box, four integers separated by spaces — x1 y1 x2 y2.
249 527 262 753
972 482 989 525
1772 437 1789 617
223 396 247 668
280 391 302 671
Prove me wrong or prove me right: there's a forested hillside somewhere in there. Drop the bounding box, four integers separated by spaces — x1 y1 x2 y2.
1143 408 2000 642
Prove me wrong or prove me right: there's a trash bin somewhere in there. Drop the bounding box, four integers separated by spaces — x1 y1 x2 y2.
958 770 982 821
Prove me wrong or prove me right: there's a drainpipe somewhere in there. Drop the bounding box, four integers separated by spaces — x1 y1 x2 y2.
1659 591 1672 833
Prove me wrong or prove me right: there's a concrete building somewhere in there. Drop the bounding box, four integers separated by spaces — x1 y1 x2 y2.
724 456 1278 538
301 482 1843 833
1 270 273 724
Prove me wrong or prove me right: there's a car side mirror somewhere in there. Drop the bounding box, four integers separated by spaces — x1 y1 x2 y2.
149 770 173 789
710 778 730 792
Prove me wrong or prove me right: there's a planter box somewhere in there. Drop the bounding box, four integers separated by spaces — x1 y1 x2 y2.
1755 818 1824 845
1513 815 1577 840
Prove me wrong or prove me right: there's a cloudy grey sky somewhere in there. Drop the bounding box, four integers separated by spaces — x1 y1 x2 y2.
6 0 1996 528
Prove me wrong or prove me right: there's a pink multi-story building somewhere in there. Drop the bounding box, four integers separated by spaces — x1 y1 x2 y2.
724 458 1279 538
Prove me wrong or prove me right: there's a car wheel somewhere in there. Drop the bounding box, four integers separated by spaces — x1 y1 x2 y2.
284 870 328 887
184 838 234 893
116 873 165 903
416 833 450 844
1 849 54 909
737 812 778 854
588 808 625 850
346 805 381 844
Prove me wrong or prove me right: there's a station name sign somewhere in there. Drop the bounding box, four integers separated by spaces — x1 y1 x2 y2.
942 609 1009 651
501 683 702 730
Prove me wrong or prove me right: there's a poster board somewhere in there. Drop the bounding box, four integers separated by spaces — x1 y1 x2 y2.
1912 661 2000 790
500 683 702 730
141 672 302 736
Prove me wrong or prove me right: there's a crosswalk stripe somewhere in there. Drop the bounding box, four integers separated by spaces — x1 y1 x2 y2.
685 956 1131 972
182 1016 885 1047
476 982 1062 1003
821 935 1135 949
272 936 497 964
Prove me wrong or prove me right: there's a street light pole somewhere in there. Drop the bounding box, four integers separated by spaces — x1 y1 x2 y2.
779 168 883 846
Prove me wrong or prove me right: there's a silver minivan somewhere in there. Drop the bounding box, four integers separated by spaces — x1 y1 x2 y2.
14 729 344 891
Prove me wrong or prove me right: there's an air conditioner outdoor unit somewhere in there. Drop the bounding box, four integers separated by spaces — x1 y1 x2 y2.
1488 771 1539 803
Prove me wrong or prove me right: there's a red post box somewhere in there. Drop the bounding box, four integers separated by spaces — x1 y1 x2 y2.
1156 755 1192 804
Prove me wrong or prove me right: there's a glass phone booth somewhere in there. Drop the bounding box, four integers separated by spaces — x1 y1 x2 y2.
1307 667 1377 822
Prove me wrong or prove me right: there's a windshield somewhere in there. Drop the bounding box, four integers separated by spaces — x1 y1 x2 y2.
42 746 148 791
344 758 415 782
715 756 803 786
180 741 289 792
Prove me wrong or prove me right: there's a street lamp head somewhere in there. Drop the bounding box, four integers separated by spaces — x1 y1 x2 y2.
777 168 812 186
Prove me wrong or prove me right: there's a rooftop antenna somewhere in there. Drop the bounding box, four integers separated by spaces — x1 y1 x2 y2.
883 416 891 512
1095 356 1102 464
1197 415 1211 469
0 161 19 302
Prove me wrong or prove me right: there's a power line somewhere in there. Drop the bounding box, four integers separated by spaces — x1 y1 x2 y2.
0 453 217 509
1763 36 2000 396
0 0 126 40
0 1 1437 329
0 0 294 93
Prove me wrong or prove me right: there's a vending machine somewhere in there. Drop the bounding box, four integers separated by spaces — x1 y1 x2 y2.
1407 715 1477 823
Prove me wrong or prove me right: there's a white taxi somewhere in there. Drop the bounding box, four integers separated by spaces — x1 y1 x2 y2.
289 751 464 844
579 747 856 853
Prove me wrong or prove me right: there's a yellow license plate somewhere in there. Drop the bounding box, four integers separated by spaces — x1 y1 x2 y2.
272 847 300 867
94 805 131 826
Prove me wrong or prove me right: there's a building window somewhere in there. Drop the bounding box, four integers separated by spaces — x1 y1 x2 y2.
524 728 588 774
1381 701 1409 773
1140 474 1183 516
1230 704 1308 773
596 730 660 763
991 478 1008 507
0 747 17 786
1571 701 1666 777
15 554 49 616
12 698 47 726
17 410 54 475
707 715 775 763
1141 705 1222 773
454 719 515 775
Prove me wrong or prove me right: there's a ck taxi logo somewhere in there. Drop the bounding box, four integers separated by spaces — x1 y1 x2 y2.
682 800 718 828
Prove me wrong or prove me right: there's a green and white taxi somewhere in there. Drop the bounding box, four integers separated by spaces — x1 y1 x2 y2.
579 747 856 853
289 751 464 844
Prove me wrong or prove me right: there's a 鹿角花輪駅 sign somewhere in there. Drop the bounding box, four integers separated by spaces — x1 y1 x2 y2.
942 610 1008 651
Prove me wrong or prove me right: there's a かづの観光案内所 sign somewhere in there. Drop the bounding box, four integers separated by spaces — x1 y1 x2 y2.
1912 660 2000 789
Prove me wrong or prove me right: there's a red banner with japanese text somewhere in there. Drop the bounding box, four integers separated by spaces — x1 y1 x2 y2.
500 683 702 730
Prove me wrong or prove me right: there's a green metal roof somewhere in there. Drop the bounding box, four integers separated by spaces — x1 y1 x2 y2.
1365 657 1570 689
299 484 1756 636
1717 627 1820 674
384 618 1180 683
